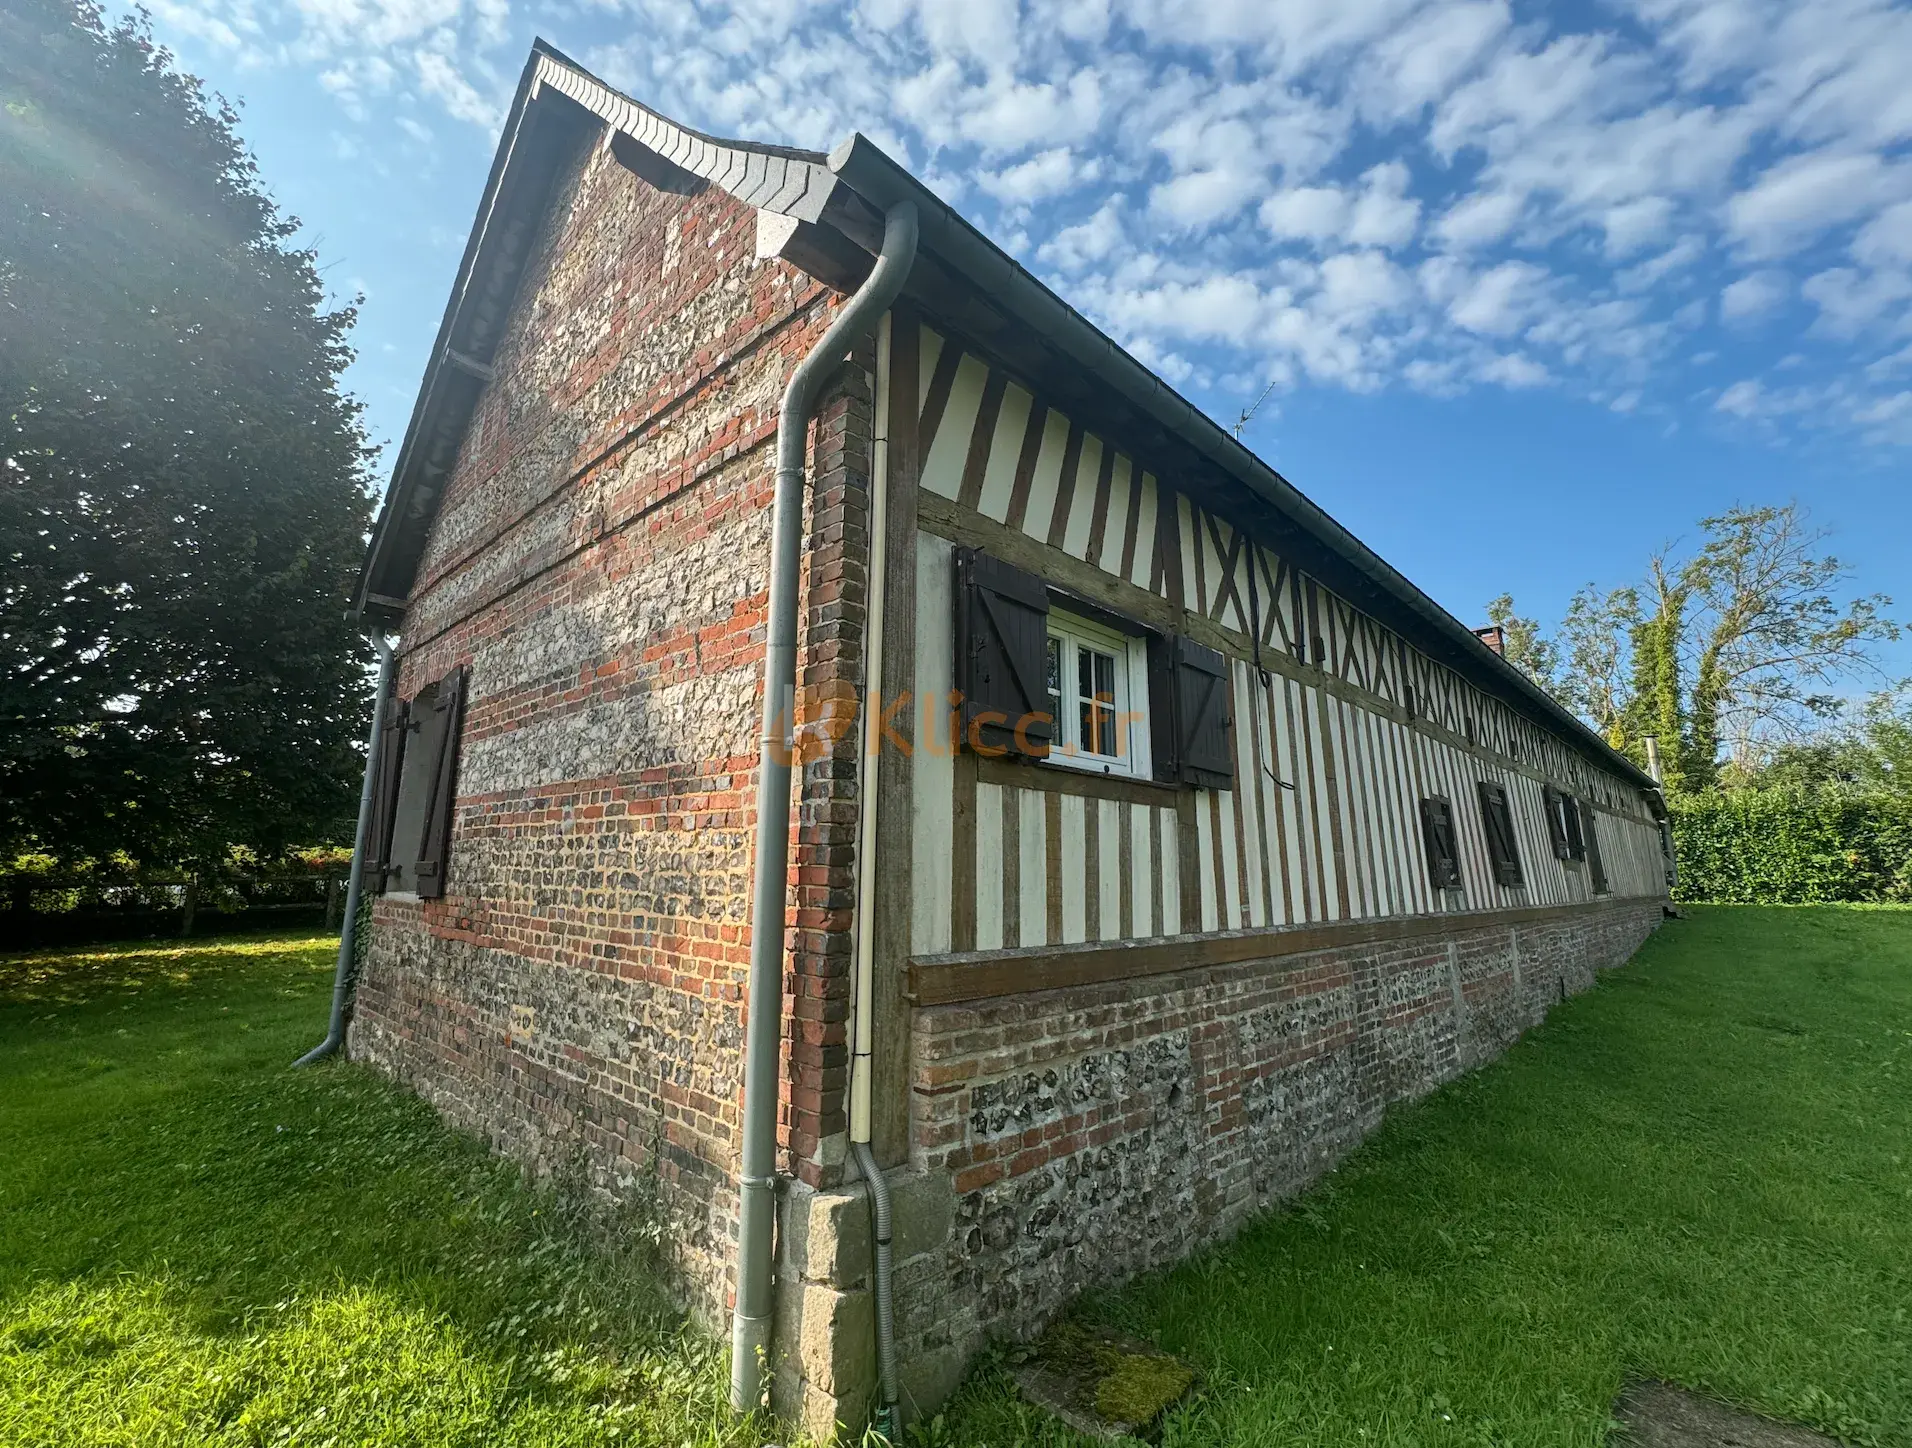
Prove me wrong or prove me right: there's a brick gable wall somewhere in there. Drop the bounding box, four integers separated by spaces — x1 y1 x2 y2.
349 125 874 1322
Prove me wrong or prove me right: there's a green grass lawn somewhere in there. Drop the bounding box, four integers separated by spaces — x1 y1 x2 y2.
0 933 772 1448
4 911 1909 1447
931 906 1912 1448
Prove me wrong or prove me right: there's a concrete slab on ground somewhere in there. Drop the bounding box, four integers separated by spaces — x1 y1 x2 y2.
1614 1380 1841 1448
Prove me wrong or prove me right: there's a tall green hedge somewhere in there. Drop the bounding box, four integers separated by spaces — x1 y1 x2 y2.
1670 790 1912 904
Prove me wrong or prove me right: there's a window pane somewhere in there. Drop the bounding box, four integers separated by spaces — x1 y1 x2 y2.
1076 644 1120 758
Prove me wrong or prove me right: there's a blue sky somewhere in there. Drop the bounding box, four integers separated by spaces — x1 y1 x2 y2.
136 0 1910 681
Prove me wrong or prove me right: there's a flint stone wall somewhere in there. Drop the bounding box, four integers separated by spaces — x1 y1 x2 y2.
800 899 1665 1427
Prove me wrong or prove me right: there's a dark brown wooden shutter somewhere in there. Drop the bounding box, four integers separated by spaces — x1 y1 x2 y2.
412 666 467 899
1542 785 1571 860
367 696 409 893
1419 796 1462 890
1477 780 1525 887
1582 800 1609 894
1149 634 1233 790
1562 792 1587 861
954 548 1052 758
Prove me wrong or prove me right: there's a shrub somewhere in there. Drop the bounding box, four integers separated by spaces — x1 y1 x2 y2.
1671 789 1912 904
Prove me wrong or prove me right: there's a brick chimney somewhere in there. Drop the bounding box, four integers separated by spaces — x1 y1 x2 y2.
1474 624 1506 656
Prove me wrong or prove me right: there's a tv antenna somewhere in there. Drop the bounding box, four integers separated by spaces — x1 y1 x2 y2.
1233 378 1279 439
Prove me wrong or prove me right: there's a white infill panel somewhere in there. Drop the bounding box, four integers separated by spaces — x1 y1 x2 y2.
1217 788 1243 929
1159 805 1182 933
1129 801 1154 937
911 533 955 955
1099 453 1132 573
1129 475 1159 591
1194 792 1218 931
1019 410 1071 542
976 382 1033 523
975 780 1003 951
1018 787 1047 947
1098 798 1122 941
920 354 988 499
1059 793 1087 942
917 326 944 414
1059 436 1100 559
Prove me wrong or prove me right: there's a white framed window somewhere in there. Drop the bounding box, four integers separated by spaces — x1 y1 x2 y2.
1042 610 1150 777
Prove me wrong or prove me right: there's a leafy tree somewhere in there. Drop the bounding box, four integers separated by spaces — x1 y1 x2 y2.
1622 556 1688 789
1483 593 1559 688
1527 506 1896 793
1733 691 1912 798
1553 583 1637 749
1 0 374 867
1679 505 1896 782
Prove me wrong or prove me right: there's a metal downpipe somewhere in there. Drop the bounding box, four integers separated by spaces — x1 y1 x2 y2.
850 311 900 1436
730 200 919 1414
294 631 396 1068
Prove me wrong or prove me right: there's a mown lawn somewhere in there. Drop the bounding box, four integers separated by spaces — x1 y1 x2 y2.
932 906 1912 1447
0 933 771 1448
4 911 1909 1447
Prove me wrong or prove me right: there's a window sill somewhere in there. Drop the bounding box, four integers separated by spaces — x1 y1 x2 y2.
976 753 1183 807
1037 750 1142 781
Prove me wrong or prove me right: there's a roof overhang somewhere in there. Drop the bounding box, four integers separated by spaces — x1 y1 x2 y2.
354 42 1659 795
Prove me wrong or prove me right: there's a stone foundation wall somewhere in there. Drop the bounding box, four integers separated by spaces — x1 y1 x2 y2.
776 897 1663 1438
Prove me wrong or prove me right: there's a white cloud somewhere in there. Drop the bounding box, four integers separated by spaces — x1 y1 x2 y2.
1720 270 1789 322
1727 149 1905 259
959 71 1104 155
1617 236 1704 293
1038 200 1127 271
1853 199 1912 269
1262 162 1420 250
1150 162 1268 229
1600 195 1675 257
141 0 1912 449
1433 189 1523 249
979 148 1097 205
1443 260 1548 336
1477 351 1550 387
1801 266 1912 338
1716 378 1765 416
1347 162 1421 247
1357 0 1509 121
413 45 498 128
1317 250 1413 317
1260 185 1348 244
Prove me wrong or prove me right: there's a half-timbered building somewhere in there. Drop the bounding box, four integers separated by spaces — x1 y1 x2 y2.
343 41 1674 1439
